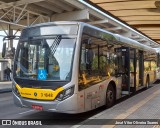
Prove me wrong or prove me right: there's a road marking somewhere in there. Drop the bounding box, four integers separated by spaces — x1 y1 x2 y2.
18 110 35 115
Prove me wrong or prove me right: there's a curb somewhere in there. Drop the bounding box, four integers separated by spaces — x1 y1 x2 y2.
0 88 12 93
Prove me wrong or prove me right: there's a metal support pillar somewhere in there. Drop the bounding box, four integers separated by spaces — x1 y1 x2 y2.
0 63 3 81
8 25 13 49
8 25 13 68
1 61 8 81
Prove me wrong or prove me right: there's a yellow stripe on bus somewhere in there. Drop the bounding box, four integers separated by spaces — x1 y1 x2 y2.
16 84 64 100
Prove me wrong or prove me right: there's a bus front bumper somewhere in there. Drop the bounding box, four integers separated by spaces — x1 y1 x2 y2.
13 91 78 113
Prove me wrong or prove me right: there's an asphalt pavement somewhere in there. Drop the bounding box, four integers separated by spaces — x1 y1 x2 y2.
0 92 105 128
0 82 160 128
0 81 12 93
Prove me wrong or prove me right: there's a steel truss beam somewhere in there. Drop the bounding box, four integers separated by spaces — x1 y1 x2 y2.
0 0 45 10
0 1 50 27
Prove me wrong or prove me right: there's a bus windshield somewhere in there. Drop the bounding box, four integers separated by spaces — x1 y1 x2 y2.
14 36 76 81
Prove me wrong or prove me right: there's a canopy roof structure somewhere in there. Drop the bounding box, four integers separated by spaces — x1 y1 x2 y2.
0 0 159 48
88 0 160 47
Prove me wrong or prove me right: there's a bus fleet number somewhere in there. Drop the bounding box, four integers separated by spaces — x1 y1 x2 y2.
41 93 53 97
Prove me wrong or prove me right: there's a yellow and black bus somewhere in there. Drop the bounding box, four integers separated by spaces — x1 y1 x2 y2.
11 21 160 113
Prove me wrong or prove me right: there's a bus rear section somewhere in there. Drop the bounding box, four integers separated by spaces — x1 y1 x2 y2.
77 24 158 112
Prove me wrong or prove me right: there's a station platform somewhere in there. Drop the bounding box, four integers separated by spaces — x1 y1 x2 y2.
73 83 160 128
0 81 12 93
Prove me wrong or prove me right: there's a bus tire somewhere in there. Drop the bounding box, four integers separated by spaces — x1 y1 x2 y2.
146 76 150 89
105 85 115 108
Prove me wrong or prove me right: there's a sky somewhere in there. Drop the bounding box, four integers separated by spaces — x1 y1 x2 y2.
0 30 20 52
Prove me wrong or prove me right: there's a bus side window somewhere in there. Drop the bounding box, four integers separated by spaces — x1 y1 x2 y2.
79 38 99 90
86 45 94 75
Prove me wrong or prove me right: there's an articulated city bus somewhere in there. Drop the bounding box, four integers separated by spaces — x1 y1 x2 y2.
12 21 160 113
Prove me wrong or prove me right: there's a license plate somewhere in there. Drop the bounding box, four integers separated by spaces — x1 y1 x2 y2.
32 105 43 110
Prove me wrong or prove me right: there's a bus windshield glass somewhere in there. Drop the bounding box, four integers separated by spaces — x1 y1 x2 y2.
14 36 76 81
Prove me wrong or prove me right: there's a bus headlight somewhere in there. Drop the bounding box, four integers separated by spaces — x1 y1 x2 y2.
56 86 74 101
12 80 20 96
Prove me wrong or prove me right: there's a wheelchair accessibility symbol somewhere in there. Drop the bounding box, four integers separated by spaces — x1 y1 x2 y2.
38 69 47 80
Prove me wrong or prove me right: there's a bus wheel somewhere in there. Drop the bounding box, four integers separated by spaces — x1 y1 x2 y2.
106 85 115 108
146 76 150 89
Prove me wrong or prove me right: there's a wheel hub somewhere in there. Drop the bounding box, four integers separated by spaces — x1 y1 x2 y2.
107 90 113 102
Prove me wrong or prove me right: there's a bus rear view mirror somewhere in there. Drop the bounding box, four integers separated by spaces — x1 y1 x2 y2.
2 42 6 58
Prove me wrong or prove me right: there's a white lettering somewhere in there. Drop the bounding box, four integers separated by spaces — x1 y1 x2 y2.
28 121 42 125
133 121 146 125
124 121 132 125
115 121 123 124
147 121 158 125
12 120 27 125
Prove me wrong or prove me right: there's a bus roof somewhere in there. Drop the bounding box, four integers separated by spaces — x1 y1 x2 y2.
23 21 156 53
81 22 156 53
114 34 156 53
